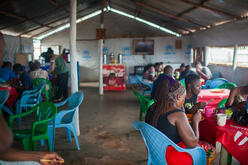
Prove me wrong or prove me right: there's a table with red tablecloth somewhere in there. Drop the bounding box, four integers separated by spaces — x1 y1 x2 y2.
199 116 248 165
198 89 230 108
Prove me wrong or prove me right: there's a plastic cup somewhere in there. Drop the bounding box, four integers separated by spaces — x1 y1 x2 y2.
205 106 214 117
217 114 227 126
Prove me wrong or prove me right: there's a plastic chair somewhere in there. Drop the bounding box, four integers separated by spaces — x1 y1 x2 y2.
133 91 154 121
32 78 52 101
0 90 13 115
217 82 237 90
217 98 228 108
9 102 57 151
15 83 45 126
136 75 153 96
49 91 84 151
180 78 186 87
202 78 229 89
133 121 206 165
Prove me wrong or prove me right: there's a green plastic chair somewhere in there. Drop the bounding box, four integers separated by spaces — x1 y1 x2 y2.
133 91 154 121
9 102 57 151
32 78 52 101
217 98 228 108
217 82 237 90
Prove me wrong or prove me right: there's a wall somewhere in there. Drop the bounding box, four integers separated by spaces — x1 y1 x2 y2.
41 14 191 82
191 19 248 47
192 19 248 85
3 34 33 64
208 64 248 86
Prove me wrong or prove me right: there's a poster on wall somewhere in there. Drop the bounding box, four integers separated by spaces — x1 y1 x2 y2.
164 45 176 55
103 64 126 91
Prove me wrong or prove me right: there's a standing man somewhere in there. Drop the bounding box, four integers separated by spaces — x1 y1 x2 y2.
50 50 69 102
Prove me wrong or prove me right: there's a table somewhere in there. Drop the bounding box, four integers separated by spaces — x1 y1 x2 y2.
198 89 230 108
103 64 126 91
199 116 248 165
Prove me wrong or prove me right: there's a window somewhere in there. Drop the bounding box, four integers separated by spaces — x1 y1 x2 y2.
208 47 234 66
237 46 248 67
33 39 41 60
208 46 248 68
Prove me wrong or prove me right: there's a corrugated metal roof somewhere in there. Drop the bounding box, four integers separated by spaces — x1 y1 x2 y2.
0 0 247 38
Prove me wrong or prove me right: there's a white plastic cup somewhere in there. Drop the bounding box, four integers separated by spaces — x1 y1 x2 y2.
217 114 227 126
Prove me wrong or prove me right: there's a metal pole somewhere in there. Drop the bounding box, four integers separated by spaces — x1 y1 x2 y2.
232 44 238 82
99 0 105 95
70 0 80 135
204 47 209 66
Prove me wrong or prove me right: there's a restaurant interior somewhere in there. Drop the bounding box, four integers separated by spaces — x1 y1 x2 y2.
0 0 248 165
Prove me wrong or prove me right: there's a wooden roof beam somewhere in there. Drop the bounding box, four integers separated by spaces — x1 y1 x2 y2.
47 0 69 13
178 0 210 16
30 6 96 38
111 1 189 33
134 1 206 28
181 0 239 19
0 9 53 28
0 2 69 31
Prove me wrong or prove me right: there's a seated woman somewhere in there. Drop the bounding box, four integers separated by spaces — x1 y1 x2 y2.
184 74 207 114
146 78 215 165
30 61 49 80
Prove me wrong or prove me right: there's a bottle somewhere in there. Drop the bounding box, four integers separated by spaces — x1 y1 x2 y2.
118 53 123 64
103 53 107 64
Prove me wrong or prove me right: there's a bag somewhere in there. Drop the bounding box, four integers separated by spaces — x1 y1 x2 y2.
231 107 248 126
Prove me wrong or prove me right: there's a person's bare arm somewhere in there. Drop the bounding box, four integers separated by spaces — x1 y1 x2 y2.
0 149 64 165
0 115 13 154
196 69 209 80
175 112 200 148
226 87 239 107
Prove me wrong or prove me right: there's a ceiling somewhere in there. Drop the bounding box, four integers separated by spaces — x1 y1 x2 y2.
0 0 247 38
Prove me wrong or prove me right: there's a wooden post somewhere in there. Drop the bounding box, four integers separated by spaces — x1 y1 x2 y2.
70 0 80 135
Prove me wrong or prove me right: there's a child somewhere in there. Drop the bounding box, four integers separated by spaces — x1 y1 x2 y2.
184 74 206 114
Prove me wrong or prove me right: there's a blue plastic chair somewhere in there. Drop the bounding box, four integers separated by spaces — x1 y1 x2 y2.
133 121 206 165
202 78 229 89
49 91 84 151
136 75 153 96
0 90 13 115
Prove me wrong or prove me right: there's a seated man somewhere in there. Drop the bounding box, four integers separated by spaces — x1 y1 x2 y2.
184 74 207 114
226 85 248 109
151 65 173 99
13 64 33 95
0 109 64 164
30 61 49 80
194 61 212 81
143 64 156 83
179 65 196 80
0 62 16 82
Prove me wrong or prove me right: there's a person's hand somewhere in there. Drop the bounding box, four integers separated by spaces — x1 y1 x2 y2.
192 110 201 123
39 152 64 165
191 102 207 114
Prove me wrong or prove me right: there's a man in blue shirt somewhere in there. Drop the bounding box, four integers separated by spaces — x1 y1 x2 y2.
13 64 32 95
0 62 16 82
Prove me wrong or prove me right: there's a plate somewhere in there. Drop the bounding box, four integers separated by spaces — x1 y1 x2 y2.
210 89 225 93
186 114 205 123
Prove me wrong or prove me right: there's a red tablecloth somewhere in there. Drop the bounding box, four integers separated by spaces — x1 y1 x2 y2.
198 89 230 108
199 116 248 165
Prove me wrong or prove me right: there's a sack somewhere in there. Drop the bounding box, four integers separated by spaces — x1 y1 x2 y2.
231 107 248 126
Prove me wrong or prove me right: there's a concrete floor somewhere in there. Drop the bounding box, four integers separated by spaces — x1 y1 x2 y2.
52 86 240 165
